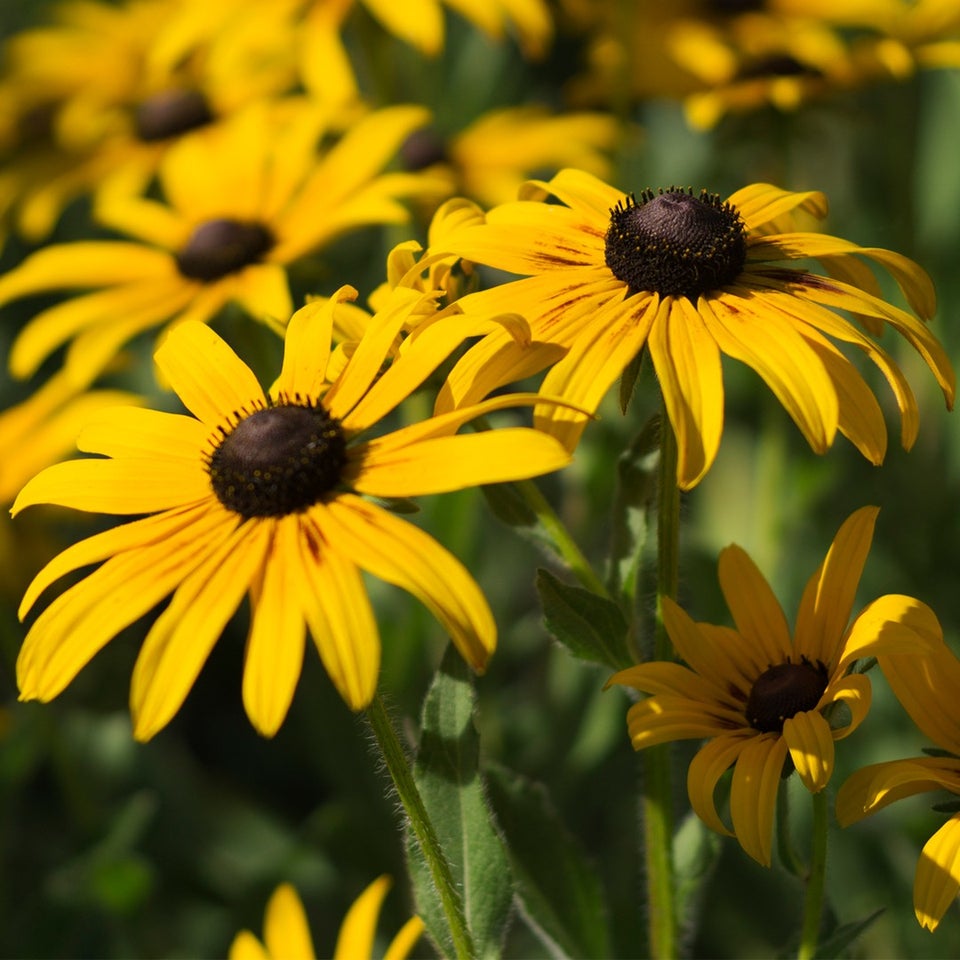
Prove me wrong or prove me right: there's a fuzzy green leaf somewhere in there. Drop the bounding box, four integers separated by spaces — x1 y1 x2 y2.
536 568 631 670
487 766 613 959
408 646 513 960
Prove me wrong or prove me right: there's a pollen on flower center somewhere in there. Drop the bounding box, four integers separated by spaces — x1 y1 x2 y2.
746 658 829 734
135 89 215 142
604 188 746 299
207 402 348 518
176 218 275 282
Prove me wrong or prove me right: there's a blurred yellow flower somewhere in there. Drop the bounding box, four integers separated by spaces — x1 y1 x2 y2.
609 507 942 866
229 877 423 960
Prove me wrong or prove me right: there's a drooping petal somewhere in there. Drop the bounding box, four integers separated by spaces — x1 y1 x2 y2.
242 517 307 737
155 321 265 425
915 815 960 932
793 506 879 666
17 507 236 703
716 545 792 666
840 594 943 673
263 884 316 960
686 733 753 837
348 428 570 497
317 496 495 673
729 734 788 866
130 519 272 741
299 516 380 711
647 296 724 490
822 672 872 739
333 875 391 960
782 710 835 793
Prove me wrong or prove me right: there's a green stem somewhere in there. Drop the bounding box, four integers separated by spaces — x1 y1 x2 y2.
643 408 680 959
513 477 611 598
798 789 828 960
365 692 476 960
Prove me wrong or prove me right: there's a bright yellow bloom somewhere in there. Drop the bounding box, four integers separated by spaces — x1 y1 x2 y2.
836 621 960 931
12 286 571 739
609 507 942 866
432 169 955 489
0 100 445 386
229 877 424 960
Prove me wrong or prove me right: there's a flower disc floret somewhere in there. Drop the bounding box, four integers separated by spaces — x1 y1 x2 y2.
176 218 275 281
746 658 829 733
207 401 347 518
604 188 747 298
134 89 215 142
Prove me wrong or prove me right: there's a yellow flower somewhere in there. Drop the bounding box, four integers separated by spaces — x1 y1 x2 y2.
836 618 960 932
12 286 571 739
229 877 424 960
0 100 445 386
609 507 942 866
399 105 622 209
432 169 955 489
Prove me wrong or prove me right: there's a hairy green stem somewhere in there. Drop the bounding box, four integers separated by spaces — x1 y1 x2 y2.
798 789 828 960
644 408 680 959
513 477 611 598
365 692 476 960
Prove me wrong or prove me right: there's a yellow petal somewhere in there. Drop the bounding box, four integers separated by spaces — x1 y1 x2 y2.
842 594 944 671
131 519 271 741
299 516 380 711
264 883 316 960
648 296 724 490
916 816 960 931
793 506 878 666
823 672 872 740
77 407 208 461
728 184 828 232
319 496 495 673
13 457 211 516
518 168 625 219
716 545 792 666
333 875 391 960
350 428 569 497
361 0 444 54
384 916 426 960
625 696 740 749
782 710 834 793
686 734 752 837
276 294 346 400
227 930 270 960
242 518 307 737
730 734 788 866
233 262 293 326
608 660 730 704
17 508 235 703
155 321 265 425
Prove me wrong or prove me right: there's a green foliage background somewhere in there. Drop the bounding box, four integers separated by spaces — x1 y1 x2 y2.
4 2 960 958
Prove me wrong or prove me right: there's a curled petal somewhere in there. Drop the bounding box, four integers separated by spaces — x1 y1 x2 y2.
686 734 752 837
782 710 834 793
822 672 872 740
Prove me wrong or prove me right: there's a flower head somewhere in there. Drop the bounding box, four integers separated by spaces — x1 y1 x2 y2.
609 506 941 865
12 286 571 739
229 877 423 960
836 617 960 931
433 169 955 489
0 100 446 385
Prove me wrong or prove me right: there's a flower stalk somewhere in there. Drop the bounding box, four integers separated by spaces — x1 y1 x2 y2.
365 692 476 960
798 789 828 960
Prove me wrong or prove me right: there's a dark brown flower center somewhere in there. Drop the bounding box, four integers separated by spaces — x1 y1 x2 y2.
207 402 348 518
746 658 829 734
400 127 448 171
707 0 765 14
176 218 275 282
134 89 215 142
604 188 746 299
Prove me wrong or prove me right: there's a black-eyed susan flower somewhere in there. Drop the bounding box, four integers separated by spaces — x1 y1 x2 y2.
229 877 423 960
0 100 446 386
608 506 942 866
837 619 960 931
12 287 571 740
432 169 955 489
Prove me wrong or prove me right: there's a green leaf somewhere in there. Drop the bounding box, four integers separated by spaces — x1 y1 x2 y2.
486 766 613 959
536 568 631 670
672 810 722 941
408 646 513 960
812 909 884 959
606 416 660 606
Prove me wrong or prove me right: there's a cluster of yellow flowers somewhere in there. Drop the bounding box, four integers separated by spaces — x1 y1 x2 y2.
5 0 960 952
